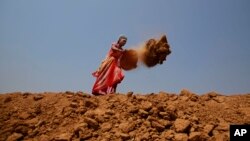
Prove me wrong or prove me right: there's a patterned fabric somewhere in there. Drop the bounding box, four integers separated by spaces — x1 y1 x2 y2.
92 43 124 95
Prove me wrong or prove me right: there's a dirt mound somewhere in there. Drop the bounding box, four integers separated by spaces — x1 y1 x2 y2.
0 90 250 141
120 35 171 71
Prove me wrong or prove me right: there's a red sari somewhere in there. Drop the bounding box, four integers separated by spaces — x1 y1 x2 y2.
92 43 125 95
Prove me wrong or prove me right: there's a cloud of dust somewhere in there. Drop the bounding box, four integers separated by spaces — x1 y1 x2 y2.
120 35 171 71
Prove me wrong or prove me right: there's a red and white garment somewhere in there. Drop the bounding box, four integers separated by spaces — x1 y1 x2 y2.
92 43 124 95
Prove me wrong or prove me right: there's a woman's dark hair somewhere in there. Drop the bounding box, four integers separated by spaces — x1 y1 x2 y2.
118 35 127 42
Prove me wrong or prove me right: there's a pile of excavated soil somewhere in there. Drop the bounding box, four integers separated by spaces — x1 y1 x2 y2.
0 90 249 141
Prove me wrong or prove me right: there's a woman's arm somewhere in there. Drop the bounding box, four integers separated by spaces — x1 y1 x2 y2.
112 44 123 52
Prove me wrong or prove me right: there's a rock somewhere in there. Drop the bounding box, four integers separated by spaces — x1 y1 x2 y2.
147 116 157 122
101 133 111 140
29 128 39 137
74 123 88 138
76 91 83 95
84 110 95 118
161 130 175 140
79 93 91 98
39 134 50 141
128 106 138 113
174 119 191 133
65 91 74 95
95 116 106 123
174 133 188 141
76 91 89 97
79 130 93 140
76 107 87 115
159 111 167 116
158 91 170 101
85 99 98 108
119 133 130 140
53 118 61 124
54 133 72 141
213 96 225 103
101 123 112 132
170 95 178 101
151 134 159 140
157 104 166 112
105 109 115 115
92 132 98 137
207 92 219 97
70 102 78 108
191 116 199 122
28 106 42 115
84 117 99 129
188 132 205 141
127 91 133 97
138 109 149 117
25 117 39 125
35 120 45 127
180 89 193 96
203 124 214 135
158 119 172 127
15 125 29 135
212 129 220 136
66 94 73 98
190 125 198 132
160 111 177 121
201 95 211 101
128 129 137 138
119 122 135 133
4 96 12 103
177 111 185 117
151 121 165 131
180 96 189 101
148 107 157 115
6 133 23 141
210 133 228 141
216 123 229 131
143 120 151 128
33 95 44 101
75 122 88 130
140 132 150 140
22 92 31 98
167 104 176 112
63 107 73 117
190 95 199 102
141 101 153 111
135 95 147 101
18 112 31 120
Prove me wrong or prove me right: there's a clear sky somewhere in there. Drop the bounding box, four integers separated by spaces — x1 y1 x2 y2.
1 0 250 95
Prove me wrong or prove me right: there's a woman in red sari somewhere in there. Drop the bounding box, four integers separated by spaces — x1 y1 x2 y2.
92 35 127 95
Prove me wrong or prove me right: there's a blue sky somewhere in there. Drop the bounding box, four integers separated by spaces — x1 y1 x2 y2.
1 0 250 94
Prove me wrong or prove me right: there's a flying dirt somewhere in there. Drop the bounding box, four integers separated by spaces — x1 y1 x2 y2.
120 35 171 71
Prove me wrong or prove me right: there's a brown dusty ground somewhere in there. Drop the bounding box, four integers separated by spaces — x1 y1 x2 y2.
0 90 250 141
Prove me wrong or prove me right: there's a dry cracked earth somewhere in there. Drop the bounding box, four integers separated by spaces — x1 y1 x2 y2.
0 90 250 141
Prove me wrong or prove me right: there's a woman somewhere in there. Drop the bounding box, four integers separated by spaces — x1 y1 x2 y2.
92 35 127 95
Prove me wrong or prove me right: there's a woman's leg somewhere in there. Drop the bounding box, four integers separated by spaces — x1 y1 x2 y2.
113 84 117 93
108 83 117 94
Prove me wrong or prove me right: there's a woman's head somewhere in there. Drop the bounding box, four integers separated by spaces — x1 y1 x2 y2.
118 35 127 46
